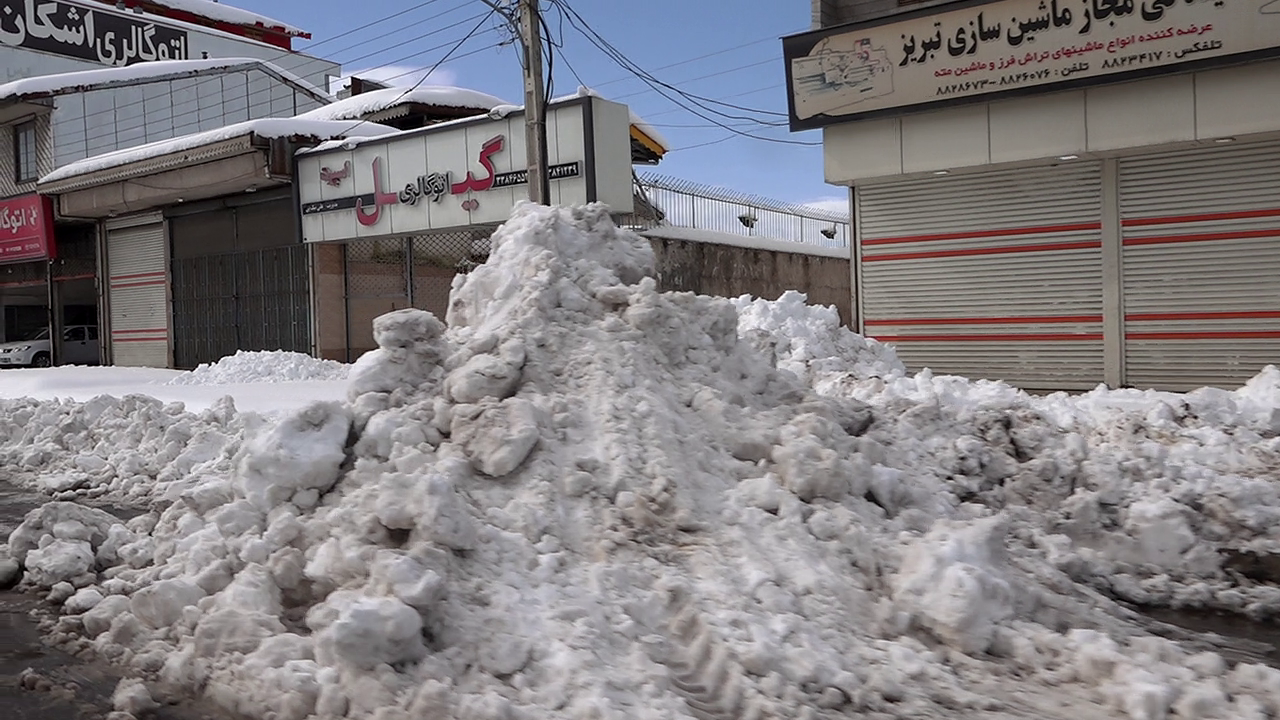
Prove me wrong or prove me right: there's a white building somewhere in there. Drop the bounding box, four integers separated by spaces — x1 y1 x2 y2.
790 0 1280 391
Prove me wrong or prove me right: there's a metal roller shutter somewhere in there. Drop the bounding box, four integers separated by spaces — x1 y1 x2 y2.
1118 140 1280 391
106 214 169 367
856 163 1105 389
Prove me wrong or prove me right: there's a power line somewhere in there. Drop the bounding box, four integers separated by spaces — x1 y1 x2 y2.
550 0 788 121
50 5 494 136
56 38 506 149
336 8 500 137
548 0 817 146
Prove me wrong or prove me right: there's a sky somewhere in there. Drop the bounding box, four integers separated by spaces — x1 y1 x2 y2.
233 0 846 214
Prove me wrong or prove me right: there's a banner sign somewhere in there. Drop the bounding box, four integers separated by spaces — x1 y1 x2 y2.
0 193 55 264
0 0 189 67
297 96 635 243
784 0 1280 129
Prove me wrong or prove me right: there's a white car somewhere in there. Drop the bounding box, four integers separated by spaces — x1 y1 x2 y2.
0 325 100 368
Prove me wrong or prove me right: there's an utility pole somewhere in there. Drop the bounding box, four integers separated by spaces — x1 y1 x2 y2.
518 0 550 204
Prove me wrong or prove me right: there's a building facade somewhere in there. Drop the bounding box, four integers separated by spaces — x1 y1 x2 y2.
790 0 1280 391
0 59 329 355
0 0 337 363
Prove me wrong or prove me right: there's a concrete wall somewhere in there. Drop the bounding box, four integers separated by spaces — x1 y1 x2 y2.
645 227 852 326
825 59 1280 183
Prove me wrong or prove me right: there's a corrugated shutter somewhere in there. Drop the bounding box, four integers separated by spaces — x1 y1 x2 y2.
106 214 169 367
857 163 1105 389
1118 140 1280 391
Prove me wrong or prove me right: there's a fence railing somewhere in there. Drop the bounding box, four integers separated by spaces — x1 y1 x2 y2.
617 172 851 249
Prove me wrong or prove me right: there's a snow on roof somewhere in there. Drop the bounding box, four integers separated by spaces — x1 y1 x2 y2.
0 58 331 104
492 86 671 152
93 0 307 37
40 118 397 185
0 59 250 101
295 86 510 122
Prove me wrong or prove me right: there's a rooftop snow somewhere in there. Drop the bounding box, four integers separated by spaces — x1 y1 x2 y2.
0 58 330 104
88 0 308 37
294 86 511 122
40 118 397 184
490 87 671 152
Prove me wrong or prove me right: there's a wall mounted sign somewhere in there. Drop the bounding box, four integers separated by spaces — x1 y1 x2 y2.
0 193 55 264
0 0 188 66
783 0 1280 129
296 95 635 242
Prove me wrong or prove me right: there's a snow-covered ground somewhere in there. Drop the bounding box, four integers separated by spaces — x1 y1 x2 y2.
2 203 1280 720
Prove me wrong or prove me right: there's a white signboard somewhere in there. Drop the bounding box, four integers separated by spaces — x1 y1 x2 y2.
784 0 1280 129
297 95 634 242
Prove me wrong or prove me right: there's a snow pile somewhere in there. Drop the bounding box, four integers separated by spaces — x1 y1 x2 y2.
0 394 248 502
168 351 350 386
2 203 1280 720
733 290 905 388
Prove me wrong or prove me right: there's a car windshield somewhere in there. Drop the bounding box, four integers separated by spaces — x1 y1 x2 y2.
25 328 49 341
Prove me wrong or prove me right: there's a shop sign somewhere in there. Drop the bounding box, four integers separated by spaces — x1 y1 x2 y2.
0 0 189 67
784 0 1280 129
297 95 635 242
300 134 582 226
0 193 54 264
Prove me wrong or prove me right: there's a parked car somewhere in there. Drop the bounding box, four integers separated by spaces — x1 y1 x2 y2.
0 325 100 368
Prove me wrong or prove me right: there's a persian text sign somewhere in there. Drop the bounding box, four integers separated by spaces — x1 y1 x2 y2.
0 0 189 67
0 193 54 264
297 96 637 242
784 0 1280 129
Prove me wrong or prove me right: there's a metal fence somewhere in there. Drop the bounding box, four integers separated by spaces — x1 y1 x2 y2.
343 227 494 359
619 173 851 249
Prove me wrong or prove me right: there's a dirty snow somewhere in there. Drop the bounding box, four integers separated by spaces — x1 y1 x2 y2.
167 351 349 386
2 203 1280 720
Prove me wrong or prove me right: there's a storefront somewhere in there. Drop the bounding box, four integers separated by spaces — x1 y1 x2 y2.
0 192 97 366
297 94 637 360
786 0 1280 390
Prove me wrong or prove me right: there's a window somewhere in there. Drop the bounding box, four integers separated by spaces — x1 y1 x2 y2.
63 327 85 342
13 120 38 183
87 327 98 342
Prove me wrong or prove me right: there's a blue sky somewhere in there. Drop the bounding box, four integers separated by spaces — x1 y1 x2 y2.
237 0 843 213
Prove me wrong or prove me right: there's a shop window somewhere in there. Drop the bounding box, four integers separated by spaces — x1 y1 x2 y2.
13 120 38 184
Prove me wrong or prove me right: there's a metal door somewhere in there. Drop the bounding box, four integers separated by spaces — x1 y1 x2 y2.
856 163 1106 389
105 214 168 367
1118 140 1280 390
171 245 311 369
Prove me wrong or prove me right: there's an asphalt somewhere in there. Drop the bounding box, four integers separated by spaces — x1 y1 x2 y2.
0 480 234 720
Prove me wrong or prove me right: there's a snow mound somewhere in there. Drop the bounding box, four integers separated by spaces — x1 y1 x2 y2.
168 351 350 385
3 203 1280 720
732 290 905 388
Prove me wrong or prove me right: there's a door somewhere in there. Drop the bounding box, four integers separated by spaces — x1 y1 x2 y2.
856 163 1106 389
105 214 169 367
1118 140 1280 390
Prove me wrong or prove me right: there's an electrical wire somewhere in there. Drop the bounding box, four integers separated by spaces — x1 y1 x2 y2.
550 0 789 121
548 0 816 146
335 7 500 137
51 8 494 138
